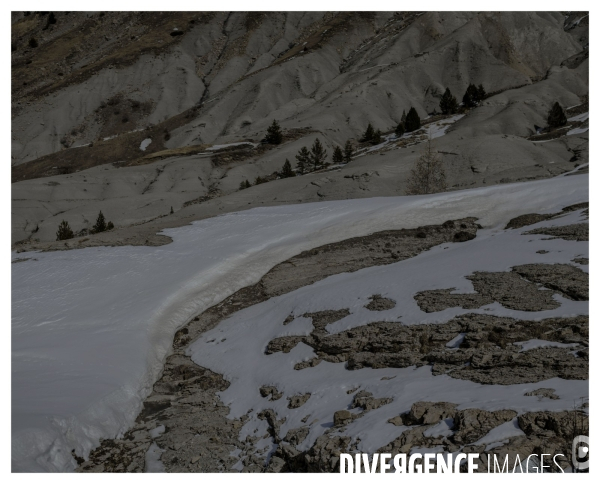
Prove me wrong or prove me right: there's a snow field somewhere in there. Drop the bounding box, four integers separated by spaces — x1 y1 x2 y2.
12 173 588 471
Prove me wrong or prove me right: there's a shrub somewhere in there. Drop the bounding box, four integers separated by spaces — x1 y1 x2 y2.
255 176 267 185
295 146 310 174
547 102 567 128
405 136 447 195
343 140 354 162
332 146 344 164
56 220 74 241
280 159 295 178
107 221 114 230
309 138 327 170
404 107 421 132
265 119 283 144
28 38 38 48
439 88 458 114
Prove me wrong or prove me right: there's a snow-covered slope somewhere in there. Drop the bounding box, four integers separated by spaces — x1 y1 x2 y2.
11 173 587 472
189 205 588 465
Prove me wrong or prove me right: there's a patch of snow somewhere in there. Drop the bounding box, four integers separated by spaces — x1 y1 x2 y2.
567 112 589 122
428 115 464 139
144 443 165 472
473 419 525 448
149 425 165 439
514 339 579 352
139 138 152 151
423 418 454 438
206 142 256 151
446 333 465 348
11 174 588 471
567 126 589 136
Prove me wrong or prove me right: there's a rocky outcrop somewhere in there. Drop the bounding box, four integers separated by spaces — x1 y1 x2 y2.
415 263 588 313
266 313 588 384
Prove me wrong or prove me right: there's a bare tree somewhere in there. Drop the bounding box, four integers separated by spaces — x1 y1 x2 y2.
405 133 447 195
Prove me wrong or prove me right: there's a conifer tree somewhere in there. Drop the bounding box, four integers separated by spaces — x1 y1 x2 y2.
406 135 447 195
239 180 247 190
170 206 174 214
477 84 486 101
93 211 107 233
309 138 327 170
439 88 458 115
255 176 267 185
332 146 344 164
401 110 407 126
395 122 405 137
56 220 74 241
265 119 283 144
245 179 251 188
107 221 114 230
343 140 354 162
295 146 310 174
405 107 421 132
280 159 295 178
547 102 567 128
462 84 480 108
371 129 382 145
361 123 375 142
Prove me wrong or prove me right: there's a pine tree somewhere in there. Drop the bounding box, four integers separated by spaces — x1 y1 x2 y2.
295 146 310 174
265 119 283 144
255 176 267 185
547 102 567 128
477 84 486 101
395 122 405 137
170 206 174 214
309 138 327 170
361 123 375 142
93 210 107 233
405 107 421 132
239 180 247 190
401 110 407 126
405 135 447 195
280 159 295 178
245 179 251 188
371 129 382 145
56 220 74 241
332 146 344 164
462 84 480 108
343 140 354 162
439 88 458 115
107 221 114 230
